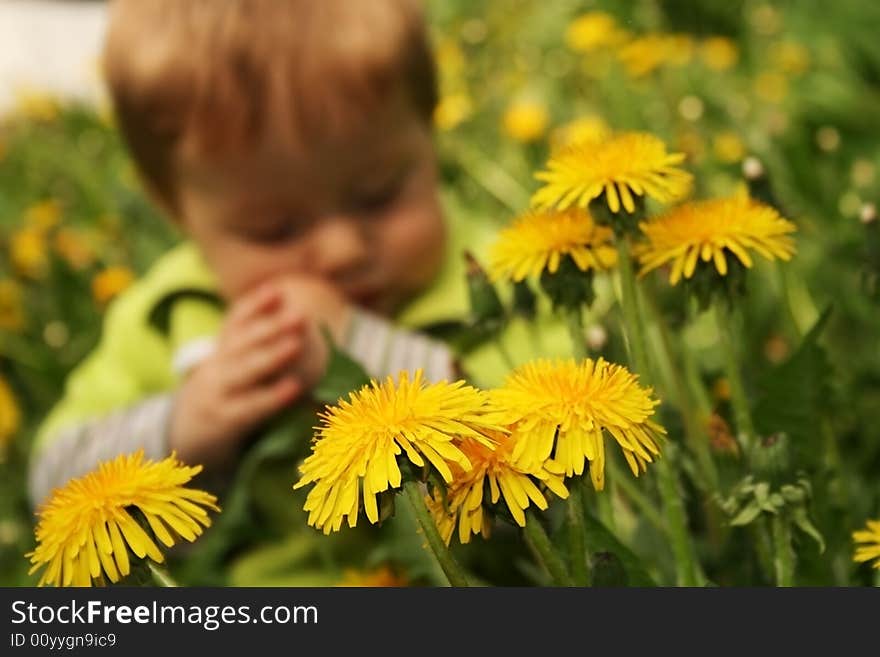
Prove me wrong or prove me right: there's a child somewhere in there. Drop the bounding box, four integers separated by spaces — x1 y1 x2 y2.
30 0 454 502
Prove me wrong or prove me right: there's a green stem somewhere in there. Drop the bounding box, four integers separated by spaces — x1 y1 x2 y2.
567 484 590 585
643 291 720 491
615 236 650 375
616 235 702 586
715 302 757 455
565 307 588 359
403 481 469 587
524 510 574 586
148 562 178 587
771 515 795 587
607 458 664 532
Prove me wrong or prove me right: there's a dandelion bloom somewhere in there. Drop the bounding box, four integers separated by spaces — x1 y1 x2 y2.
489 358 665 490
488 208 617 283
550 115 611 152
339 565 408 587
532 132 692 214
0 375 21 449
853 519 880 569
637 193 796 285
502 100 549 143
0 279 26 332
92 266 135 305
565 12 628 53
27 451 219 587
294 371 499 534
428 433 568 545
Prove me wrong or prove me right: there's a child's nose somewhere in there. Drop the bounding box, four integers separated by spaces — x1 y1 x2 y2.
312 216 370 277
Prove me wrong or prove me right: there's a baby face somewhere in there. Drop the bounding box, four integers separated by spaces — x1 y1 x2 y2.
175 95 445 315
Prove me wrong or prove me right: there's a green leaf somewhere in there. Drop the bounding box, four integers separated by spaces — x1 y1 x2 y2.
753 307 834 470
312 330 372 405
729 501 763 527
581 511 657 586
791 507 826 553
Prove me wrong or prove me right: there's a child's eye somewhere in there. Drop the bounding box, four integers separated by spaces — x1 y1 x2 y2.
245 220 305 243
352 179 405 214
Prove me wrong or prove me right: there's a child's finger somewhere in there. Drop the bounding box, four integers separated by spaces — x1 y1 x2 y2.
228 376 302 426
229 311 305 356
224 282 282 329
223 336 302 391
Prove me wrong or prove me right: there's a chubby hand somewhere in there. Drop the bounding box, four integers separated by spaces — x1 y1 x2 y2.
167 276 352 467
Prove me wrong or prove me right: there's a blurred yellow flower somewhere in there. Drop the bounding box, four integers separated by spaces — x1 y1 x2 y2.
533 132 692 214
754 72 788 104
618 35 672 77
713 131 746 163
489 358 665 489
853 519 880 569
666 34 695 66
14 87 60 122
565 12 628 53
339 565 408 587
637 192 797 285
24 200 61 232
428 433 568 545
54 229 96 270
502 100 549 143
550 115 610 151
0 375 22 450
435 38 466 79
294 370 499 534
92 266 135 305
0 279 26 332
434 93 473 131
700 37 739 71
770 41 810 76
27 450 219 587
10 227 48 279
488 208 617 283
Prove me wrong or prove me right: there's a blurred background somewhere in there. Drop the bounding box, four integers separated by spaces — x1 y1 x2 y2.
1 0 879 586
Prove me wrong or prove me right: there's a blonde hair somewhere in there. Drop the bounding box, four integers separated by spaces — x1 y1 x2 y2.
104 0 437 214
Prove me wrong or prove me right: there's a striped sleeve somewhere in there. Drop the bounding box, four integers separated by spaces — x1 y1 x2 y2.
28 394 175 508
343 308 457 383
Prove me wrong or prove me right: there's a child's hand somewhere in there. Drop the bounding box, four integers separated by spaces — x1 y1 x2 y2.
167 276 353 467
168 282 308 467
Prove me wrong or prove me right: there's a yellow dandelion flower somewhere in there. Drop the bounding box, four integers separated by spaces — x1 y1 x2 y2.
27 451 219 587
754 71 788 104
434 93 473 131
853 519 880 569
24 200 62 232
700 37 739 71
0 375 22 450
550 115 611 152
565 12 628 53
92 266 135 305
489 358 665 490
502 100 549 143
10 227 48 279
617 34 673 78
339 565 409 587
14 87 60 122
770 41 810 76
532 132 693 214
713 131 746 163
294 370 500 534
488 208 617 283
429 433 568 545
637 192 797 285
54 229 95 270
0 279 26 332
